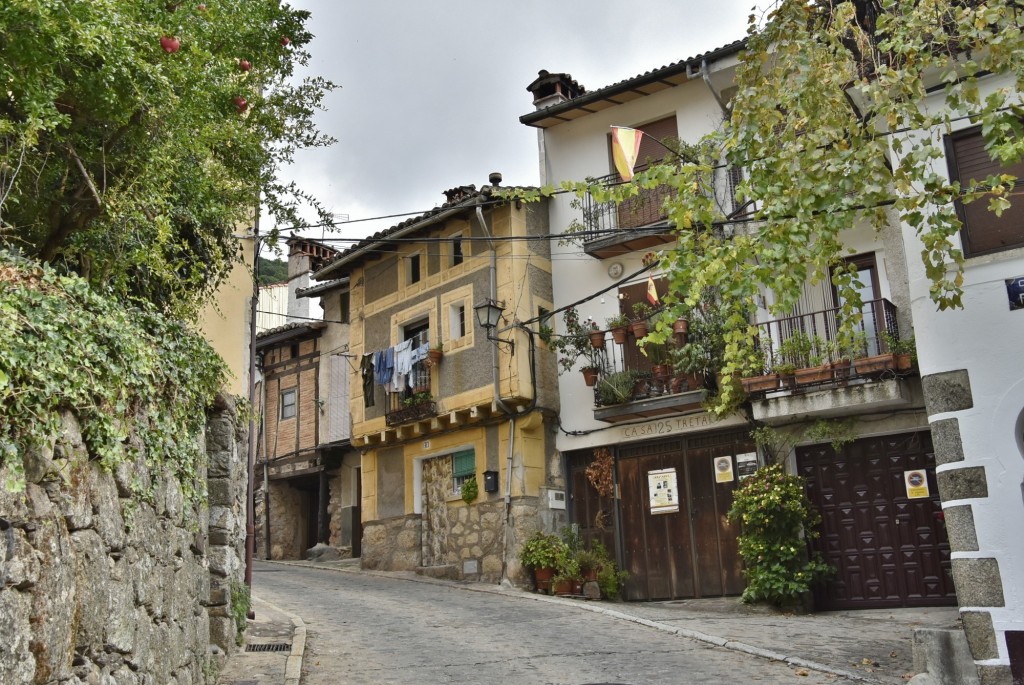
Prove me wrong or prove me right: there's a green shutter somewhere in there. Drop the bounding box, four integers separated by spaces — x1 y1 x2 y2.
452 450 475 478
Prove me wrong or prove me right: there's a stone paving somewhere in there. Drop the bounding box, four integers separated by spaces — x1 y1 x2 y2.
218 559 962 685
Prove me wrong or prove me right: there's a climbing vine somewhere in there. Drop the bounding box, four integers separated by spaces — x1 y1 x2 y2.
0 252 225 499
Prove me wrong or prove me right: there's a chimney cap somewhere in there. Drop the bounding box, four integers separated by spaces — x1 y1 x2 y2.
488 172 502 186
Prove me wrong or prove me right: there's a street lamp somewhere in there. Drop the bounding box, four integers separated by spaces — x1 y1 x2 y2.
473 298 514 352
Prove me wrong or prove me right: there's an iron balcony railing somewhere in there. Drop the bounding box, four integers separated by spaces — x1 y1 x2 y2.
383 330 436 426
581 170 677 236
588 323 704 408
743 298 909 392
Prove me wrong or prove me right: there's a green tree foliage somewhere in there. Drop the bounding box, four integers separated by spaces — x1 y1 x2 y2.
257 256 288 285
555 0 1024 414
0 0 335 317
0 251 225 496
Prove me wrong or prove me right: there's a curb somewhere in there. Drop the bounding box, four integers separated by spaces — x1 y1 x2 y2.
251 594 306 685
261 560 887 684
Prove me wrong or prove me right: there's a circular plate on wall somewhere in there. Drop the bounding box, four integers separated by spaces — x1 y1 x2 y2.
607 262 624 279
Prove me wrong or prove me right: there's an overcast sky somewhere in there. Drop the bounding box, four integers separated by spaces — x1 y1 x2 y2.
275 1 763 243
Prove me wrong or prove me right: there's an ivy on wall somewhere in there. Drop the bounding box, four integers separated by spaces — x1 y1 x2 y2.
0 252 226 499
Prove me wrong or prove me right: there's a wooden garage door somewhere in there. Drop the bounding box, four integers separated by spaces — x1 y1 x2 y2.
617 432 748 601
798 431 957 610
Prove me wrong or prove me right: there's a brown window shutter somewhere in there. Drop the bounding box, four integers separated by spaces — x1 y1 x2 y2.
949 128 1024 256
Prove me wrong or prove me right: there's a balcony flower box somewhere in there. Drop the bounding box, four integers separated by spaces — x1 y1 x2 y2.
794 364 832 385
854 353 896 376
741 373 780 393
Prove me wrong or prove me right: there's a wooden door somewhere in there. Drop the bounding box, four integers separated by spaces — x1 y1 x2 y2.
798 431 956 610
615 432 749 601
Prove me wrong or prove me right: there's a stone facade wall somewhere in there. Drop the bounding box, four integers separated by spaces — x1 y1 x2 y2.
0 398 247 685
361 514 422 571
361 497 542 585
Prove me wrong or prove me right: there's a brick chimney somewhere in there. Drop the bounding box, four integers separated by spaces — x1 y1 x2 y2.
526 70 586 110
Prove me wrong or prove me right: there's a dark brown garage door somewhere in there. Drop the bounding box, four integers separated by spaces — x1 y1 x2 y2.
798 431 957 610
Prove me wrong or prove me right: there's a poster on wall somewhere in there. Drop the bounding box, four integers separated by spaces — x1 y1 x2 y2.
714 456 735 483
735 452 758 480
648 468 679 514
904 469 931 499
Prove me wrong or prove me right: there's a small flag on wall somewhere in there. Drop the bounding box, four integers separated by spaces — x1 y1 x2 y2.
611 126 644 182
647 274 659 305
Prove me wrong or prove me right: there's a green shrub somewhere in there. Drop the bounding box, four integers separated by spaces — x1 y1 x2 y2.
727 464 832 606
518 531 564 569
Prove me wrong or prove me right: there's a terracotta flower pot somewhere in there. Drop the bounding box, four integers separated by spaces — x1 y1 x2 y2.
427 348 443 365
740 373 779 392
610 325 628 345
589 330 606 350
534 566 555 593
631 320 648 338
673 318 689 335
553 578 574 595
854 353 895 376
581 367 599 387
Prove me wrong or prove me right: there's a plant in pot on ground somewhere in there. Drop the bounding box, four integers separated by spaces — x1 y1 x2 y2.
518 531 565 593
727 464 833 607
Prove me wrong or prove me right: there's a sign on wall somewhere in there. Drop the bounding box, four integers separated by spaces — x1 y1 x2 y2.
904 469 931 499
648 468 679 514
1006 277 1024 311
736 452 759 481
714 456 735 483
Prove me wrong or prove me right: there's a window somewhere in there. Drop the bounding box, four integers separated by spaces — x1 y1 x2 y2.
280 389 296 419
449 303 466 339
947 127 1024 257
451 449 475 495
408 253 422 284
289 343 299 359
451 235 464 266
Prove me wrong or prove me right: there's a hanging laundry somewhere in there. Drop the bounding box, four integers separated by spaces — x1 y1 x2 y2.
391 339 413 393
361 353 375 408
374 347 394 386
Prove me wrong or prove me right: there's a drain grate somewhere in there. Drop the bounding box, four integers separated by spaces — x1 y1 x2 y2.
245 642 291 653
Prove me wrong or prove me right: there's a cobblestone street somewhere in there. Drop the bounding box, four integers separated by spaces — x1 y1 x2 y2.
249 563 868 685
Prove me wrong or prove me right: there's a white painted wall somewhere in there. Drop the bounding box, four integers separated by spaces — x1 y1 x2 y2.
256 283 288 333
897 71 1024 671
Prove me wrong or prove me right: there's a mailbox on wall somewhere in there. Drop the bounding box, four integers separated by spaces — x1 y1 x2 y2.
483 470 499 493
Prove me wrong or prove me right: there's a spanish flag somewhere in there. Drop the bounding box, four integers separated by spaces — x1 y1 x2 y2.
647 274 659 305
611 126 644 182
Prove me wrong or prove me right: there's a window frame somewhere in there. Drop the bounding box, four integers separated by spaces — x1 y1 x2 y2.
280 388 297 419
451 449 476 496
946 125 1024 258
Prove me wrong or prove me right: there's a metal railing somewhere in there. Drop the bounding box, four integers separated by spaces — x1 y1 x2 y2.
581 171 677 235
749 296 901 374
383 330 435 426
588 325 704 407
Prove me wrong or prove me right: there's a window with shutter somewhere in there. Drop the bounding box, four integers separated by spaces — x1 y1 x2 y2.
947 127 1024 257
451 449 476 495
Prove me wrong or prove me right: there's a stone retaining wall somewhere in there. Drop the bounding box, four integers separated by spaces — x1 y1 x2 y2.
0 397 247 684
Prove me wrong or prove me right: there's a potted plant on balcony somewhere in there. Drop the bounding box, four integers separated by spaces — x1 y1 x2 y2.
739 339 778 393
605 313 630 345
587 319 607 350
881 331 917 371
595 370 638 405
550 306 602 385
783 332 832 385
427 339 444 366
630 301 654 338
831 331 866 381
